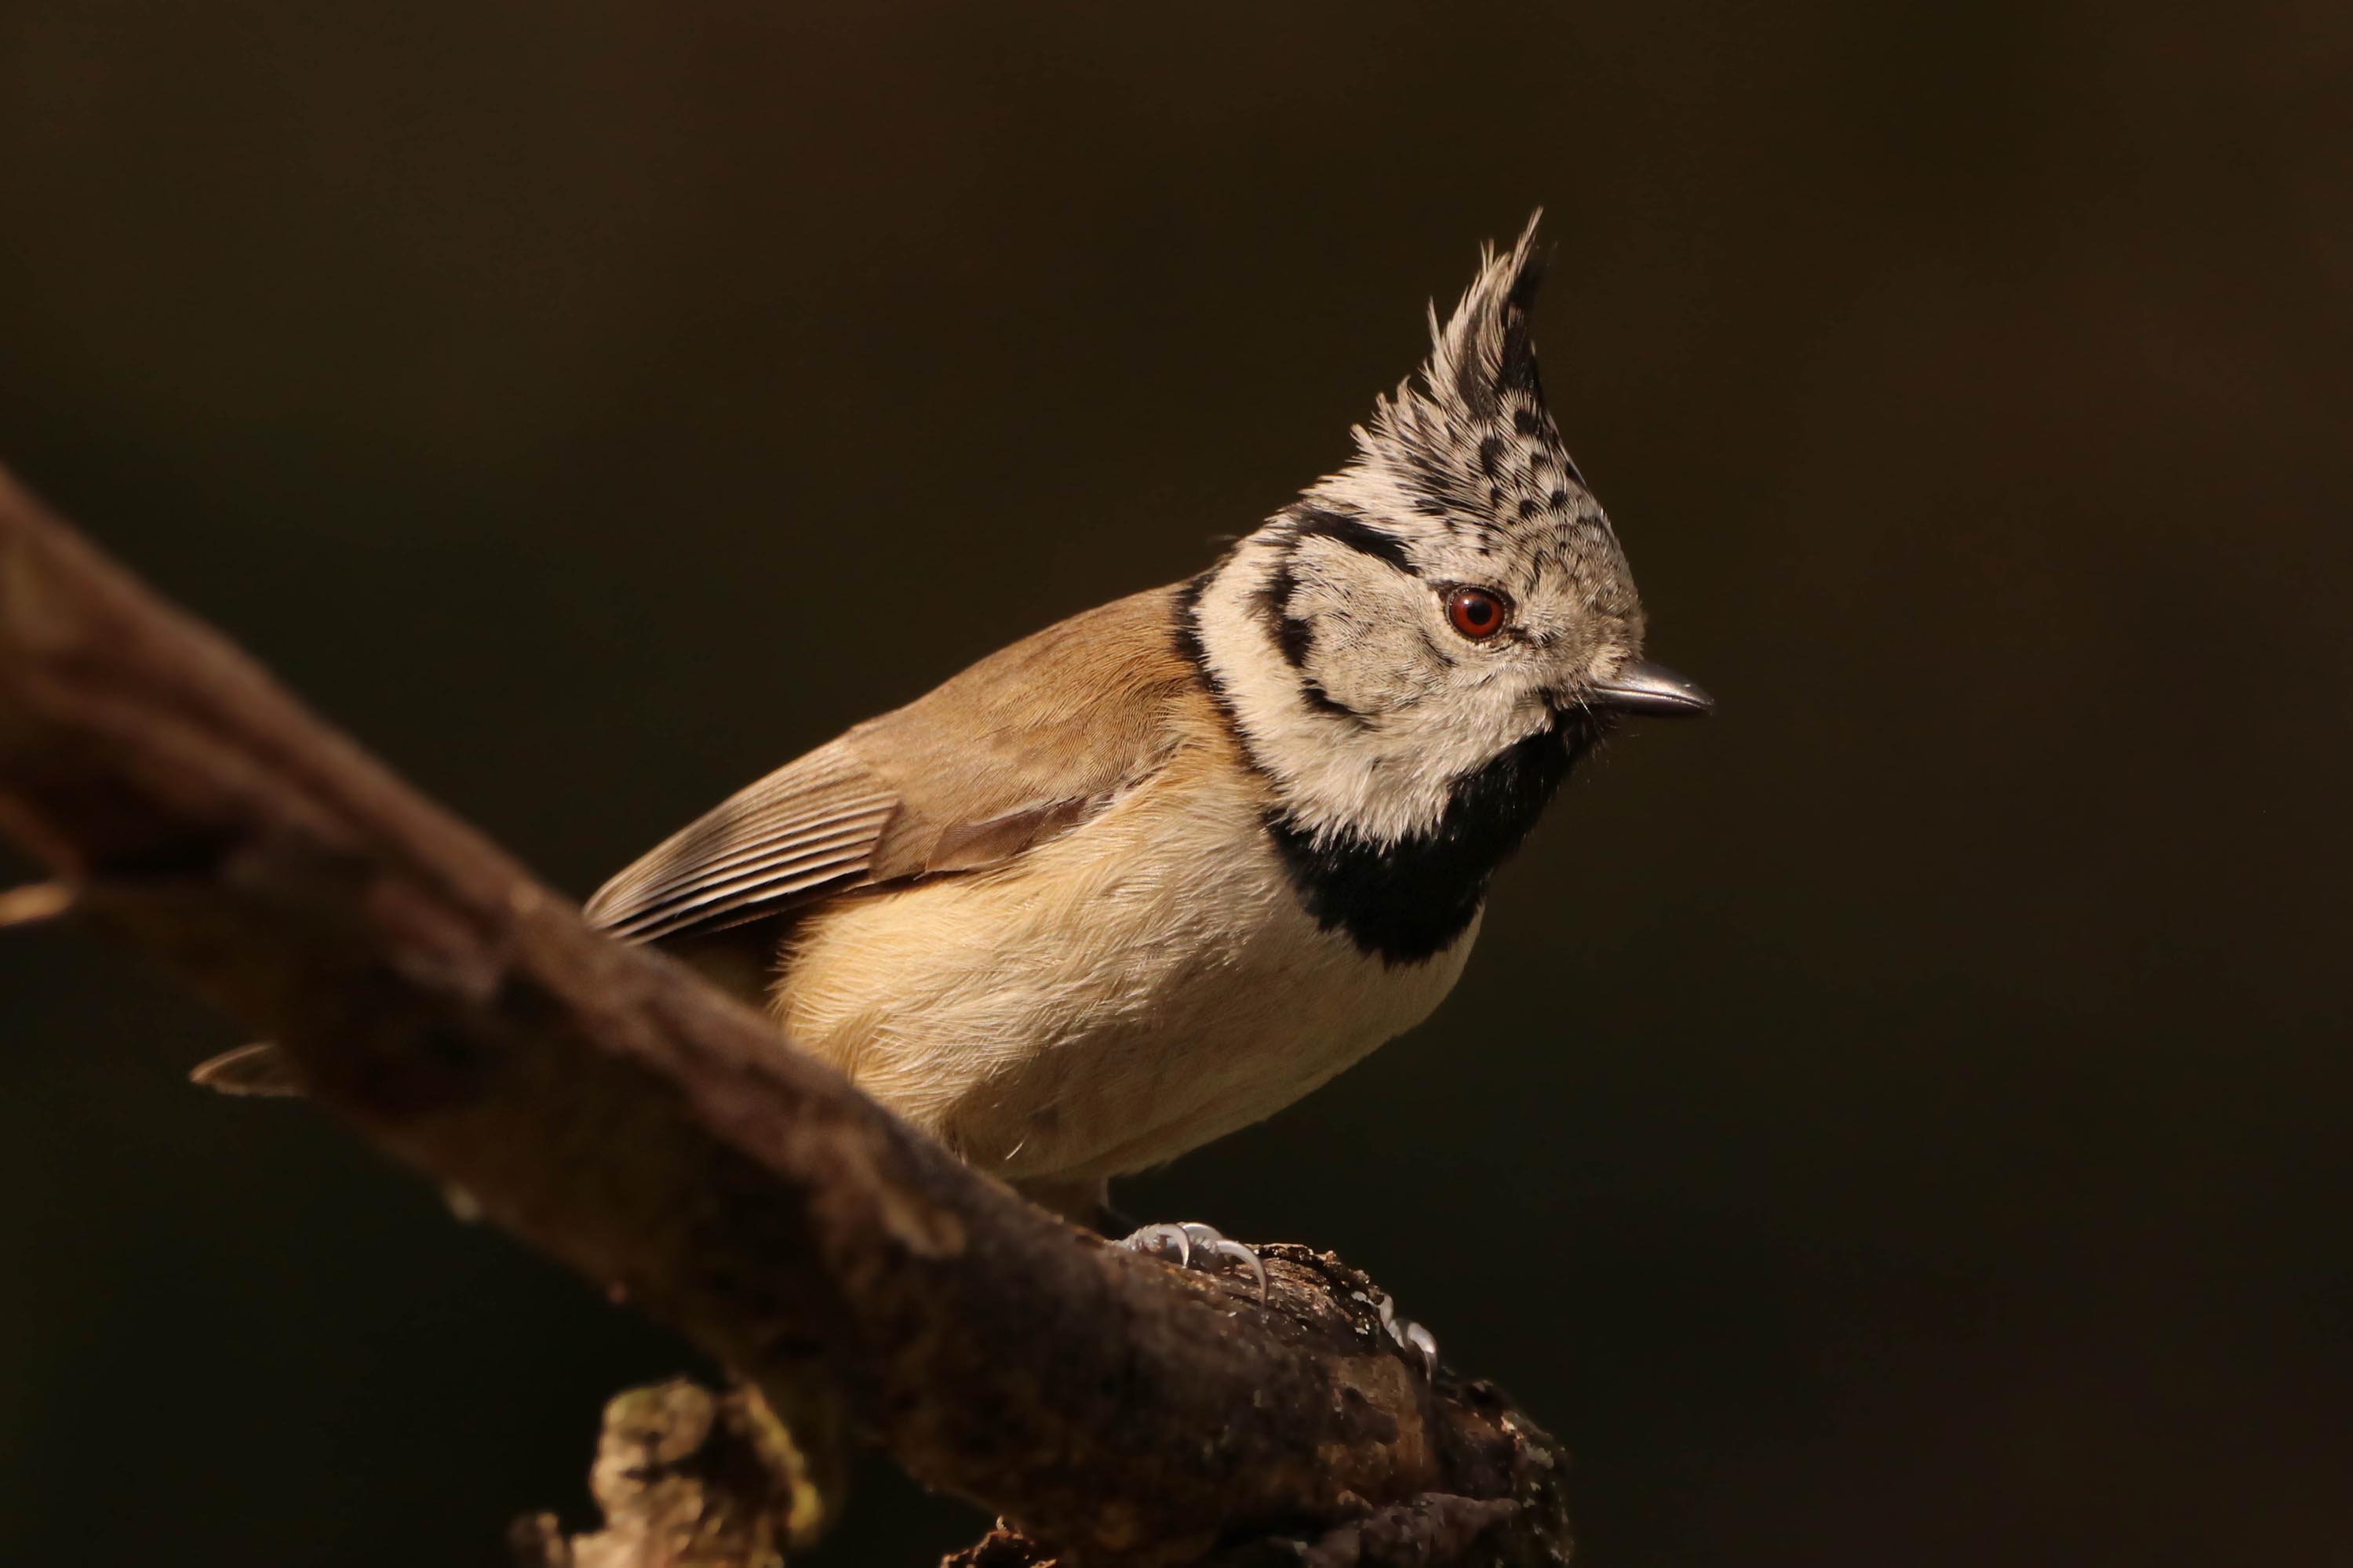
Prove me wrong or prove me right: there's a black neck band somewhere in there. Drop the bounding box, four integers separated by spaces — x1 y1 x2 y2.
1264 718 1590 966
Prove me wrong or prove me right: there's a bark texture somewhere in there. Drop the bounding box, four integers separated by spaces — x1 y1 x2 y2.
0 467 1571 1566
509 1381 826 1568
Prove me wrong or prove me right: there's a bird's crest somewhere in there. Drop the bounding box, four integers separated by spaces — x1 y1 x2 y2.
1317 212 1613 557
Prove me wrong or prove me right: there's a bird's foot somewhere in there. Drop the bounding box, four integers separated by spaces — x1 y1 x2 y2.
1121 1221 1267 1299
1366 1290 1439 1377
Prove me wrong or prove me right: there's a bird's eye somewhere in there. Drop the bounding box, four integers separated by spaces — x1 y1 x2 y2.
1445 586 1511 641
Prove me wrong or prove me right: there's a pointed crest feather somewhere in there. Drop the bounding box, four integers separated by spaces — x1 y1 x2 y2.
1420 209 1549 426
1320 211 1608 549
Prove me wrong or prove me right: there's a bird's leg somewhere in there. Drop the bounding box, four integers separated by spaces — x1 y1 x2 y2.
1120 1221 1267 1300
1060 1180 1434 1376
1013 1176 1266 1293
1015 1177 1269 1297
1120 1227 1441 1378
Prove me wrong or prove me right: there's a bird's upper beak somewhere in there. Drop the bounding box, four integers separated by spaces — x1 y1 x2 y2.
1587 657 1714 719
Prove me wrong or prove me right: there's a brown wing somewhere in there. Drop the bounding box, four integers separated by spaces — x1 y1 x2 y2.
583 585 1200 946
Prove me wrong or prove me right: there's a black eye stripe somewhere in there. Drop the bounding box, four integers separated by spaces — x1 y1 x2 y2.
1290 510 1415 575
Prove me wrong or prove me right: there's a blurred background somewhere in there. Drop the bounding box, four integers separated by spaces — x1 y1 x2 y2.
2 2 2347 1563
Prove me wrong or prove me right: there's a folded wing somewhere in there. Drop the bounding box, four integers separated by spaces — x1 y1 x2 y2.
583 585 1201 947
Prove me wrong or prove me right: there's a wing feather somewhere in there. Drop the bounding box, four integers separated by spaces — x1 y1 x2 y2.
585 740 897 940
584 585 1204 949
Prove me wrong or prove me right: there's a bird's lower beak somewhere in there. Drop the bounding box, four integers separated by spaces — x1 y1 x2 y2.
1587 658 1714 718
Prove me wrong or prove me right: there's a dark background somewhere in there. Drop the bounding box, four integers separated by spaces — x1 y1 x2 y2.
2 3 2347 1564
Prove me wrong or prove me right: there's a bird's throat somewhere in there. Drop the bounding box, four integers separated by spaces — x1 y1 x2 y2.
1262 719 1585 966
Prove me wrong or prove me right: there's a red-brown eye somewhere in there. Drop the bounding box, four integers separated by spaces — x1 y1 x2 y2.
1445 586 1510 641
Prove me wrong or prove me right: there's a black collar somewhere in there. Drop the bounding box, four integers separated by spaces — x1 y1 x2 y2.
1263 715 1592 966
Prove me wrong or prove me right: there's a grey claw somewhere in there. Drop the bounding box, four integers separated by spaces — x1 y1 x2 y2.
1403 1320 1439 1377
1121 1222 1194 1268
1374 1293 1440 1377
1206 1238 1269 1299
1121 1221 1266 1299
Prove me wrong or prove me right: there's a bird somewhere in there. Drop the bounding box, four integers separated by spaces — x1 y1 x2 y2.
581 215 1708 1235
199 216 1708 1327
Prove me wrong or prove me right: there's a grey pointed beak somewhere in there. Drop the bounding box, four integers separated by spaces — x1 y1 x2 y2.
1587 658 1714 718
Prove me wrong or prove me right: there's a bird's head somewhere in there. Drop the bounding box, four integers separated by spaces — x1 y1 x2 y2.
1189 213 1708 849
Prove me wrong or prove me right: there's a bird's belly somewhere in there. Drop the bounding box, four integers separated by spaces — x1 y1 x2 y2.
769 773 1475 1184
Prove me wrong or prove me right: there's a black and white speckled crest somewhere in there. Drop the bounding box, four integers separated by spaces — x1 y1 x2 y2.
1302 211 1629 595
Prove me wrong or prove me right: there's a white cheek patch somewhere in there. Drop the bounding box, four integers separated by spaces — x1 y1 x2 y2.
1285 555 1438 718
1193 537 1550 848
1313 617 1442 717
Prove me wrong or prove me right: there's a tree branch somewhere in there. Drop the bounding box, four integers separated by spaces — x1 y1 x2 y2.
0 466 1570 1566
508 1380 824 1568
